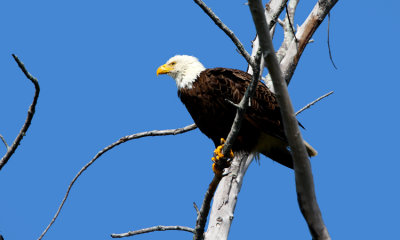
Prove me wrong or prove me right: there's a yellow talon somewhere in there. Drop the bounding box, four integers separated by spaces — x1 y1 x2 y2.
211 138 234 175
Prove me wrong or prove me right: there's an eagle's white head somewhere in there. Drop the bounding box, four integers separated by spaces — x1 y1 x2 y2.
157 55 206 89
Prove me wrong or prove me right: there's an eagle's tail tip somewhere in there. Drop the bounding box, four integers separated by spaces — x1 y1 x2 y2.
304 140 318 157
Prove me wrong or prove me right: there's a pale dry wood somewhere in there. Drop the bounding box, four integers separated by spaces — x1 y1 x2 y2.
279 0 339 84
0 54 40 171
203 152 254 240
248 0 332 239
37 124 197 240
276 0 299 63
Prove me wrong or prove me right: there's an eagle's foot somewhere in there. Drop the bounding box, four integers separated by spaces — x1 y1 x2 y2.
211 138 234 175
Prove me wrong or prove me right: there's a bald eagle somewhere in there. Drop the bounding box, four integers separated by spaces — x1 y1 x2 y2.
157 55 317 169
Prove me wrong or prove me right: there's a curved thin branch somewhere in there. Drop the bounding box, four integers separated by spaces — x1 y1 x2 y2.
0 54 40 171
193 0 254 67
0 134 9 151
193 202 200 216
111 225 195 238
327 12 338 69
37 124 197 240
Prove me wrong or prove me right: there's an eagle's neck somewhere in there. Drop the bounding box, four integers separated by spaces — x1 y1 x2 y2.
172 63 206 89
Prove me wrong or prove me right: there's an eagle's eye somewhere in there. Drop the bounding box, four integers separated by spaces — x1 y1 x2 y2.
170 61 176 66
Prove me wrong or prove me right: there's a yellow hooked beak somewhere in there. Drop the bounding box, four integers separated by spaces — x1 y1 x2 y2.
156 64 174 76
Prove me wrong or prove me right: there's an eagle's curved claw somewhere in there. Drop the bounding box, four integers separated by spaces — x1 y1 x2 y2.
211 138 234 175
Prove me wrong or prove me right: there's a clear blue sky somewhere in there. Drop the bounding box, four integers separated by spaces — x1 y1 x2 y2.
1 1 399 239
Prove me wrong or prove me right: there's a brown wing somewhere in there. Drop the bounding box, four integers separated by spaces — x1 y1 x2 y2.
207 68 287 142
179 67 287 149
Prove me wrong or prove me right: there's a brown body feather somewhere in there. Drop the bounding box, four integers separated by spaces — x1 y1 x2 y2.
178 68 315 169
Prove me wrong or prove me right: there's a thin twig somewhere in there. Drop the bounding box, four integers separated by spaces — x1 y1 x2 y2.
296 91 334 116
193 0 254 67
37 124 197 240
247 0 331 239
0 54 40 171
111 225 195 238
0 135 9 150
327 12 338 69
193 202 200 216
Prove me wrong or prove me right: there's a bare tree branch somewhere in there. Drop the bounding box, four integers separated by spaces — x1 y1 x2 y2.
296 91 334 116
37 124 197 240
247 0 331 239
0 54 40 172
193 0 254 67
111 225 195 238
